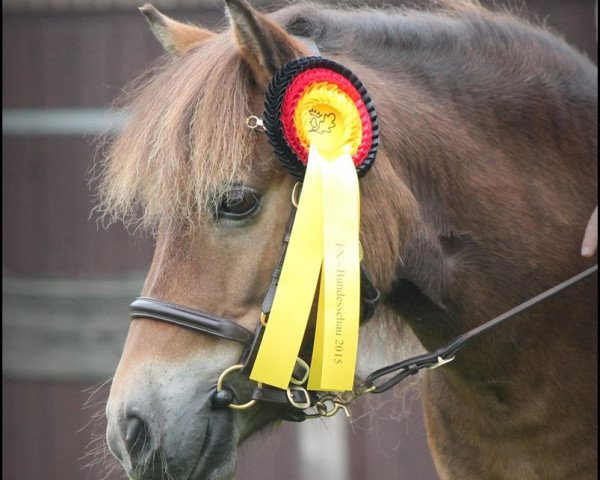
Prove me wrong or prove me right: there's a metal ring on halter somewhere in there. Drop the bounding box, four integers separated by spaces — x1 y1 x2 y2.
303 395 348 419
260 311 268 327
291 182 302 207
316 394 351 418
246 115 265 131
325 402 350 418
315 395 337 414
216 364 261 410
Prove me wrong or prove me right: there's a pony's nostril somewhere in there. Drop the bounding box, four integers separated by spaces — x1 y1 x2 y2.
125 415 150 457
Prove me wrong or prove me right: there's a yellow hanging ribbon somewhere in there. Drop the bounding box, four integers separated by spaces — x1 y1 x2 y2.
250 82 363 391
249 156 324 388
307 148 360 391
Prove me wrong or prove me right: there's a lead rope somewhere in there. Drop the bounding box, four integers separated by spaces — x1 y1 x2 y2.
359 263 598 395
301 263 598 419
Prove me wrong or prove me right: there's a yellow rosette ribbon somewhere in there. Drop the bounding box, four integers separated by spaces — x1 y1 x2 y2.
250 70 370 392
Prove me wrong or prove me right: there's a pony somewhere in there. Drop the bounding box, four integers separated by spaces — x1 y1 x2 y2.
98 1 597 479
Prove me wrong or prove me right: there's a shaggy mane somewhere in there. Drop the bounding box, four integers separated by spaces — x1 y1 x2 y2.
94 33 255 231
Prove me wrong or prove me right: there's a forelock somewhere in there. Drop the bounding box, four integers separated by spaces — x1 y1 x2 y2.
94 33 258 232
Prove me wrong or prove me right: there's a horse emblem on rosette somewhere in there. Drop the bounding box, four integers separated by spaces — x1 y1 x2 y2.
99 1 597 479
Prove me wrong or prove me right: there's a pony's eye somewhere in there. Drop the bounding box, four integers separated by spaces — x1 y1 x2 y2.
216 187 260 220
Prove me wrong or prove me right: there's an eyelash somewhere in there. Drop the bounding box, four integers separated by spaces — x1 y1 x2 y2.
215 187 261 220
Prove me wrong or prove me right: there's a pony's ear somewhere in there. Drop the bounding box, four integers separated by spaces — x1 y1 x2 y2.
139 4 215 57
225 0 303 85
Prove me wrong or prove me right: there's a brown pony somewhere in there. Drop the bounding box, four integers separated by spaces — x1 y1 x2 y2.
99 1 597 479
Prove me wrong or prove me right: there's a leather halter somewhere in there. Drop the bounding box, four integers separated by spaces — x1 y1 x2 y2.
130 201 382 420
130 297 254 345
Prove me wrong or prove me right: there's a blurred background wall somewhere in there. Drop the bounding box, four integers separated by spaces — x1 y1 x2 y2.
2 1 597 479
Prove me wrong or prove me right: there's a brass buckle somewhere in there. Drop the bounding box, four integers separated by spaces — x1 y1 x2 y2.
323 402 350 418
216 364 261 410
304 394 351 419
289 357 310 386
286 386 311 409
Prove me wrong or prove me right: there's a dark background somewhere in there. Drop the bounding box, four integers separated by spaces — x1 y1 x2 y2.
3 1 597 479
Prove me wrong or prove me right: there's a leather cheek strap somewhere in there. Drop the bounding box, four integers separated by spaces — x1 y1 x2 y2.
129 297 255 346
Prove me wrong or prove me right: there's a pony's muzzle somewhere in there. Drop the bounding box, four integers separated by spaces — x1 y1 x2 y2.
106 384 237 480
